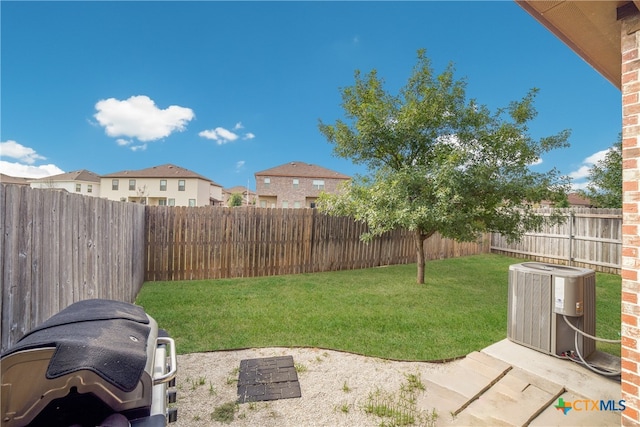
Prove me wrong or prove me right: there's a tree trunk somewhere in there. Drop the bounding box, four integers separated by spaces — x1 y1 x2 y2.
414 229 436 284
415 234 425 284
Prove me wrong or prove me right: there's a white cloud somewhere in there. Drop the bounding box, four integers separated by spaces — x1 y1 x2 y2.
0 160 64 179
116 138 147 151
0 140 64 178
200 122 256 145
584 148 610 165
571 181 590 191
94 95 194 142
130 144 148 152
236 160 245 171
213 127 238 142
0 140 46 164
567 147 613 185
199 129 218 140
199 127 240 145
569 165 591 180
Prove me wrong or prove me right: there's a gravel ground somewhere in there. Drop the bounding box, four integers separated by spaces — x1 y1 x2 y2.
173 347 463 427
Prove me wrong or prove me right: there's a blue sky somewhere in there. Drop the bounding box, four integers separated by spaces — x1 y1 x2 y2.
1 1 622 190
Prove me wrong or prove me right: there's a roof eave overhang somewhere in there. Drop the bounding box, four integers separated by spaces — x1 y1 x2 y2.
516 0 629 90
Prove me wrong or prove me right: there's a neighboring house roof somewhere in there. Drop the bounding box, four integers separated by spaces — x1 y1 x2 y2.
516 1 625 88
254 161 350 179
1 173 31 185
539 193 595 208
30 169 101 183
566 193 594 207
224 186 256 195
102 163 221 186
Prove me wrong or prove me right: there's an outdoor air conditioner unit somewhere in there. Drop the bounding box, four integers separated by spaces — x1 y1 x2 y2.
507 262 596 358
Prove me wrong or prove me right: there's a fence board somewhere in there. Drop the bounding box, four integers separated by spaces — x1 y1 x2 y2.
0 184 146 352
491 208 622 274
144 206 490 281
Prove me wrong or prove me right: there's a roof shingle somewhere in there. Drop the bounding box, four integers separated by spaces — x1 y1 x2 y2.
102 163 219 185
0 173 31 185
30 169 101 183
254 161 350 179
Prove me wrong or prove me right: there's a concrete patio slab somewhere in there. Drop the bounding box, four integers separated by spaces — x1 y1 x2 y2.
427 351 512 402
481 339 620 401
473 339 622 426
450 367 564 426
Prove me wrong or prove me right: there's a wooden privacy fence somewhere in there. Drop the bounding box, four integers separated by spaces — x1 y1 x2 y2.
491 208 622 274
0 184 146 352
144 206 491 281
2 186 620 351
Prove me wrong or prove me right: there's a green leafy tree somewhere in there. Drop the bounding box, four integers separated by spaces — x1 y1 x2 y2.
228 193 244 207
578 136 622 208
317 49 571 284
555 194 570 208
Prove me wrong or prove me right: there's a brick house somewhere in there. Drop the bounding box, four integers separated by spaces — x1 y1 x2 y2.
517 1 640 424
254 161 350 208
100 163 223 207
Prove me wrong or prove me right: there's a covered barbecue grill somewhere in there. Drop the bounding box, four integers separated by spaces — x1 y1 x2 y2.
1 299 177 427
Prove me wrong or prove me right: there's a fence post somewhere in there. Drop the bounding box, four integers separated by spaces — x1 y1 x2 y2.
568 210 574 266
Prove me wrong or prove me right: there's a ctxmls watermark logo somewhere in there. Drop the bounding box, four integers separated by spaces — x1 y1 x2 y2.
554 397 626 415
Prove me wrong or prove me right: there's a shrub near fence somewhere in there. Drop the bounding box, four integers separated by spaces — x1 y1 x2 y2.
490 208 622 274
144 206 491 281
0 184 146 352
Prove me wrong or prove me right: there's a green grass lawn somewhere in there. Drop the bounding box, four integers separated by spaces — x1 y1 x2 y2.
135 254 621 360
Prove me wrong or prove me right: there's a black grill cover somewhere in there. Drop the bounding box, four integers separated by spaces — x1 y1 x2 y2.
2 299 151 392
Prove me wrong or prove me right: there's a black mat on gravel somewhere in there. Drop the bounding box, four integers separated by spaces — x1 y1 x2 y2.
237 355 301 403
2 299 150 392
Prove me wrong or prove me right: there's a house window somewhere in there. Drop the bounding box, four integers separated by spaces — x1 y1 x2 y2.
129 179 136 191
312 180 325 190
294 201 301 208
260 200 266 208
178 180 186 191
158 199 167 206
160 180 167 191
87 184 92 193
264 177 270 188
112 179 119 191
310 202 316 208
188 199 196 207
293 179 299 188
168 198 176 206
282 201 289 208
75 183 81 192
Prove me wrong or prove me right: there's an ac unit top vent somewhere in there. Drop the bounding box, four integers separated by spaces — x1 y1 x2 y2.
512 262 593 277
